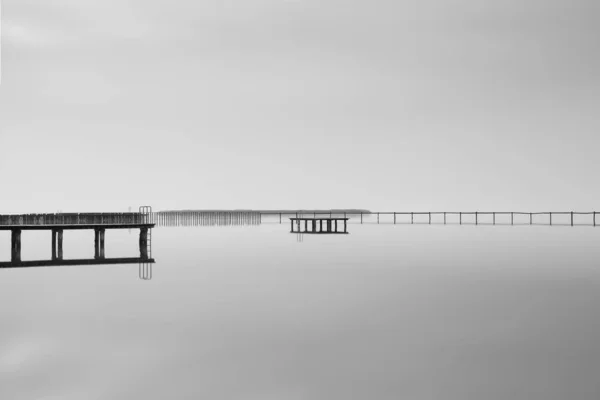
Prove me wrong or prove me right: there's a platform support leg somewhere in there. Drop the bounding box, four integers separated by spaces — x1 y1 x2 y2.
57 229 63 260
11 229 21 263
52 229 57 260
139 227 149 260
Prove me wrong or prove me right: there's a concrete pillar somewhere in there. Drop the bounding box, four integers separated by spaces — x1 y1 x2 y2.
429 212 431 225
139 227 149 259
411 212 413 224
475 212 478 225
530 213 532 225
344 219 347 233
57 230 63 260
100 229 106 259
511 212 514 225
550 212 552 226
394 213 396 224
290 219 294 232
335 219 338 232
304 220 308 232
52 229 57 260
444 212 446 225
459 212 462 225
320 220 323 232
94 229 100 259
312 219 317 233
493 212 495 225
11 229 21 263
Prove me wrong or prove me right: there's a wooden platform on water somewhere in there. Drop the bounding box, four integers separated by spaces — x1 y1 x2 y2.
290 218 349 234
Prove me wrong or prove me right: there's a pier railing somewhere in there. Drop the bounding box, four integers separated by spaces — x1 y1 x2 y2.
0 213 143 226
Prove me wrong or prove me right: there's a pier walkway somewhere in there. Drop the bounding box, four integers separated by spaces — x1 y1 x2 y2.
0 212 154 265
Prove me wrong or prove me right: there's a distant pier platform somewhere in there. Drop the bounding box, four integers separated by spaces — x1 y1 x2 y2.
290 218 349 234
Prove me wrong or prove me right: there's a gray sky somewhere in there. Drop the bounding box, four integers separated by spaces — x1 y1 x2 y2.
1 0 599 213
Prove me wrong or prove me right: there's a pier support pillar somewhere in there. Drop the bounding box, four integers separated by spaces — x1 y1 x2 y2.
11 229 21 263
52 229 57 260
291 220 294 232
335 220 338 232
444 212 446 225
139 227 149 260
95 229 106 259
320 220 323 232
493 212 496 225
57 230 63 260
459 212 462 225
571 211 574 226
344 219 347 233
550 213 552 226
305 220 308 232
511 212 514 225
313 220 317 233
530 213 532 225
475 212 478 225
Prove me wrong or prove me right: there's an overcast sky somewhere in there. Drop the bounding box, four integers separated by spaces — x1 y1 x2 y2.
0 0 598 213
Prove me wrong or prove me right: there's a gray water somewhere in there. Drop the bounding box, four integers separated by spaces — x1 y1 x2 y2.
1 214 600 399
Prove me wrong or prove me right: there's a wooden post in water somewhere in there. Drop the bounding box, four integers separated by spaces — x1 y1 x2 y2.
444 212 446 225
493 212 495 225
530 213 532 225
550 212 552 226
475 212 478 225
411 212 414 224
11 229 21 263
459 212 462 225
429 212 431 225
377 213 379 224
394 212 396 224
511 212 514 225
280 213 282 224
360 213 363 224
594 212 596 227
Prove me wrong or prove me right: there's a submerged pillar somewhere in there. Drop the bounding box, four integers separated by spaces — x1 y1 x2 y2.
11 229 21 263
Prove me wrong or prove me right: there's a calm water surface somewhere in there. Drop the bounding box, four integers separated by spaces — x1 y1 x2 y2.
1 215 600 399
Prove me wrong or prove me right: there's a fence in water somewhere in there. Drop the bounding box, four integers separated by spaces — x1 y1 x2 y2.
152 211 262 227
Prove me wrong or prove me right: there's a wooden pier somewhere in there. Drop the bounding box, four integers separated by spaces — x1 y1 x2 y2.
290 218 349 234
0 212 154 266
